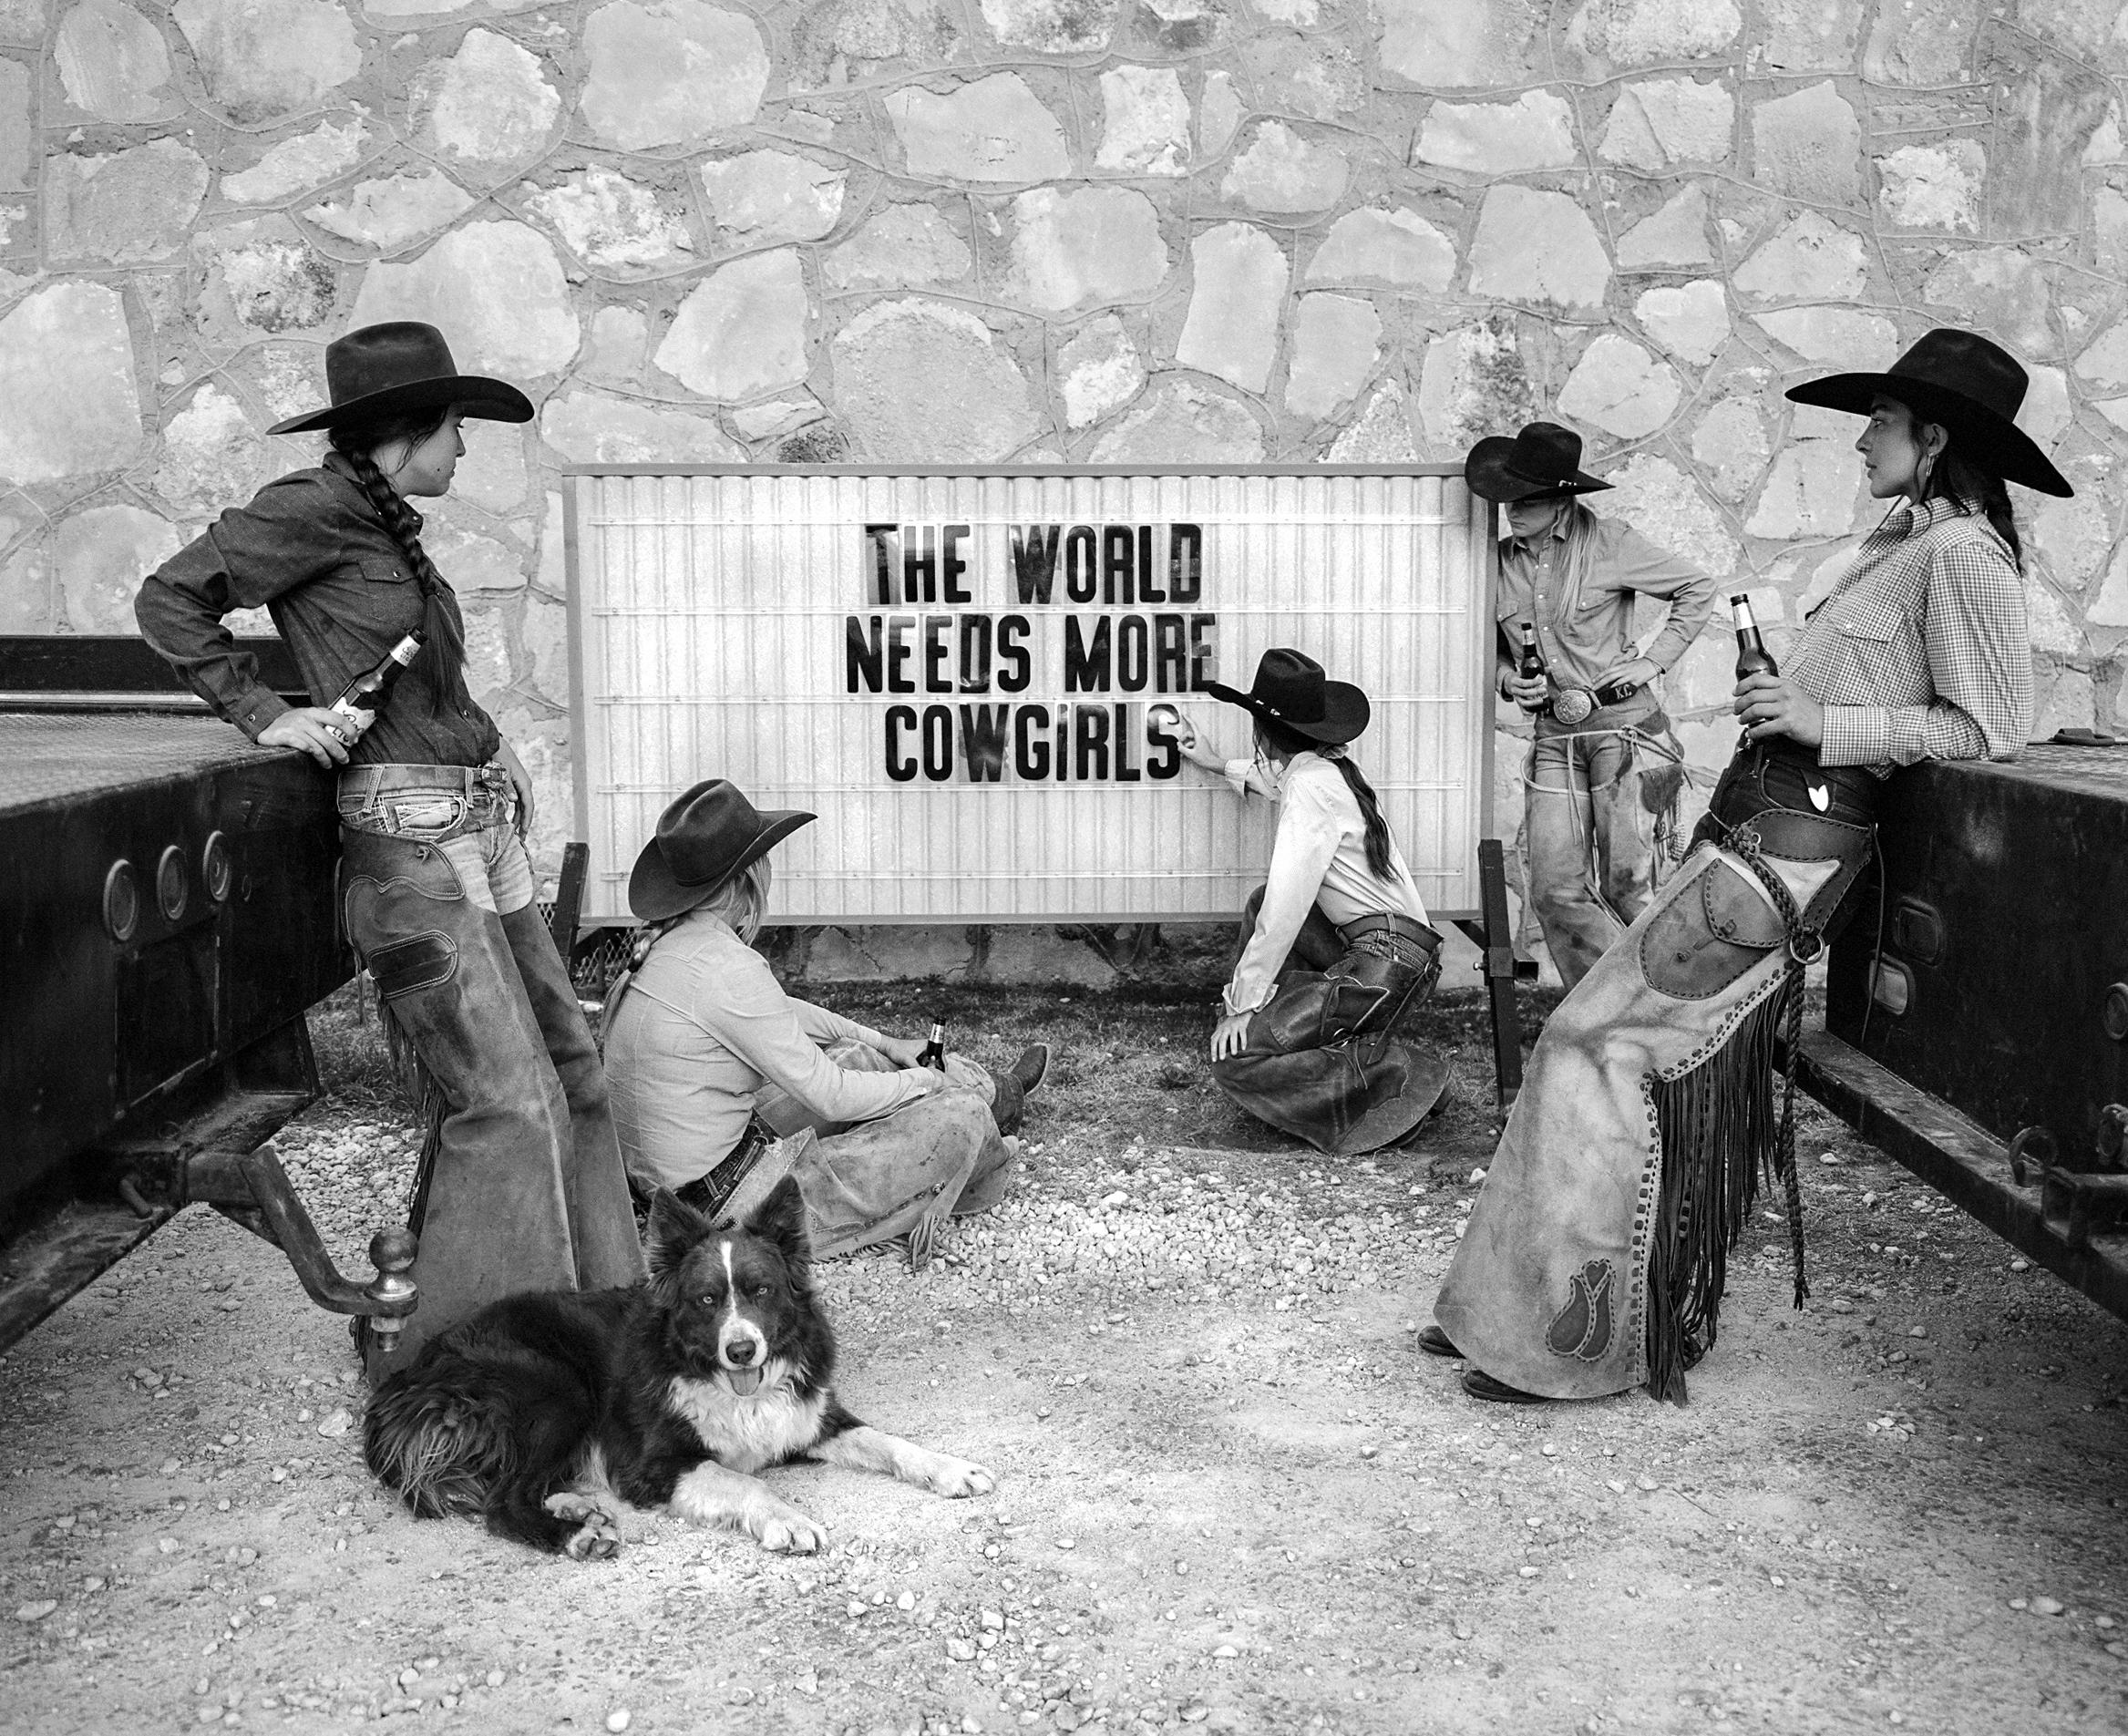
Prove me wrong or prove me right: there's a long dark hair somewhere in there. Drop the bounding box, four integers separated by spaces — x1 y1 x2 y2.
1891 397 2023 572
1256 716 1395 881
327 411 470 715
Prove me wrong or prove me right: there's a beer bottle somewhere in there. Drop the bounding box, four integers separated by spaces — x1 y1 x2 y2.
330 632 424 736
916 1021 947 1071
1732 594 1778 680
1516 622 1548 714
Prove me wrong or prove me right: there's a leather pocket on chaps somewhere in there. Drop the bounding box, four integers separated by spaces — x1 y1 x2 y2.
366 930 458 1000
1640 858 1780 1001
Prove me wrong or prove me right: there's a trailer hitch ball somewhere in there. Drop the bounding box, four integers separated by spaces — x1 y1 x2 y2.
363 1228 418 1357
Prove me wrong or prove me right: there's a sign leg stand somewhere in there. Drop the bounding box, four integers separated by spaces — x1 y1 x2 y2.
1453 838 1529 1112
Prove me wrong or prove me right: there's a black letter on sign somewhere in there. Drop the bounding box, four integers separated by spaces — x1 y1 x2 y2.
997 614 1032 693
885 615 916 693
958 614 992 693
1102 525 1135 607
1113 704 1141 783
941 524 971 604
1153 612 1187 693
904 524 937 602
1168 524 1203 603
846 615 884 693
1014 704 1052 780
1010 525 1060 604
865 524 898 606
1074 704 1111 781
1146 708 1182 780
884 706 918 782
960 704 1008 782
1115 613 1149 693
920 705 954 782
1189 614 1220 690
922 614 951 693
1064 525 1098 604
1064 616 1113 692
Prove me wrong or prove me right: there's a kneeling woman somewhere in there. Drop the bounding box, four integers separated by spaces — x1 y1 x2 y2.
1429 329 2060 1403
1177 649 1450 1155
602 780 1050 1263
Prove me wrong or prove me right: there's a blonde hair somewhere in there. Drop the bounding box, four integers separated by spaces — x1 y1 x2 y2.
695 858 773 945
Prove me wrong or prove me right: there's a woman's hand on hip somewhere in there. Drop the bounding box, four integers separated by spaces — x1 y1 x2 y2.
497 739 536 838
259 706 355 769
1734 673 1825 746
1209 1010 1253 1062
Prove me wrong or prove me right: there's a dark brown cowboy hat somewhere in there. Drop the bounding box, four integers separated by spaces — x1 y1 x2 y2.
1784 327 2072 498
1207 647 1370 745
266 322 535 436
628 779 816 923
1463 421 1612 503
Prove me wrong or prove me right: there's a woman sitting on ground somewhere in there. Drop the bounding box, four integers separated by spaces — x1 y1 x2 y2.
1427 329 2056 1405
601 778 1049 1262
1173 648 1450 1156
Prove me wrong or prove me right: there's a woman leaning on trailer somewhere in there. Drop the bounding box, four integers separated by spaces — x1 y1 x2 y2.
135 322 645 1374
1423 328 2057 1406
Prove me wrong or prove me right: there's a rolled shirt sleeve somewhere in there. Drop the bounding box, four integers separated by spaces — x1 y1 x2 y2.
1223 775 1343 1016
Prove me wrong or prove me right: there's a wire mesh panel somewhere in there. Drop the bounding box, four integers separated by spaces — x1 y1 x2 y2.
568 467 1496 926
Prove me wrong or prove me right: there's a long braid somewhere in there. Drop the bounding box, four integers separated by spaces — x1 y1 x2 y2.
1318 745 1396 880
1259 714 1397 881
329 429 471 715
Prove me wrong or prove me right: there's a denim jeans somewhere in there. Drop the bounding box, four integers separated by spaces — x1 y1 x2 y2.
338 764 644 1369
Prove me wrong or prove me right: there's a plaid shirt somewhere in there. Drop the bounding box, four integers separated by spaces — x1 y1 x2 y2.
1786 498 2031 773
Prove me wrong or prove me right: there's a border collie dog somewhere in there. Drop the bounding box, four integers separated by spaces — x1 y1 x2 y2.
363 1177 994 1557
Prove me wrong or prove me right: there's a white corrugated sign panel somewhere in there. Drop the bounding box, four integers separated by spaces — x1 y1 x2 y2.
568 468 1495 926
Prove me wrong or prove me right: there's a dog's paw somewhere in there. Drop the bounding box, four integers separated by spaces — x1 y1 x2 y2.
749 1500 828 1556
544 1492 622 1560
923 1454 995 1498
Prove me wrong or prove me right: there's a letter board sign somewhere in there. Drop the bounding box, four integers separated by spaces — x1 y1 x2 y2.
565 467 1496 926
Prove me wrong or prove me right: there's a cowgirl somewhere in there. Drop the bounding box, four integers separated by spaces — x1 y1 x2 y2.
1467 422 1713 991
1425 330 2058 1403
136 322 645 1371
1174 649 1450 1156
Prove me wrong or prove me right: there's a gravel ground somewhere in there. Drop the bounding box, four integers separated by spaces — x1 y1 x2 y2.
3 980 2127 1736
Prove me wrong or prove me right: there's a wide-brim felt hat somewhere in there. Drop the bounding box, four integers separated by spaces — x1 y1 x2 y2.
1206 647 1370 745
1463 421 1612 503
628 779 816 923
1784 327 2072 498
266 322 535 436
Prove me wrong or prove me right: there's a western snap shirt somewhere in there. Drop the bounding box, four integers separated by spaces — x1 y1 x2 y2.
1494 510 1716 695
134 453 500 768
604 908 928 1186
1786 498 2031 771
1218 751 1432 1016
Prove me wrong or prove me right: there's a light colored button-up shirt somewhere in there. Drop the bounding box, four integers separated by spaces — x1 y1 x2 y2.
1494 511 1716 694
1786 498 2031 771
604 909 925 1187
1218 751 1431 1015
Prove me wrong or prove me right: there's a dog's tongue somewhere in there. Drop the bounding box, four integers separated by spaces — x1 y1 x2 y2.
727 1366 763 1396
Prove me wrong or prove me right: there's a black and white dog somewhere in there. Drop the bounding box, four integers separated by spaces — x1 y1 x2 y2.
363 1176 993 1557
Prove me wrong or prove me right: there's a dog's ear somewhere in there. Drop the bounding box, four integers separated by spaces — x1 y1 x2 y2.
646 1187 713 1278
745 1175 813 1280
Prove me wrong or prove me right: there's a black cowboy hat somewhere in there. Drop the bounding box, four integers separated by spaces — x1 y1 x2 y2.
265 322 535 436
1463 421 1612 503
628 779 816 923
1207 647 1370 745
1784 327 2072 498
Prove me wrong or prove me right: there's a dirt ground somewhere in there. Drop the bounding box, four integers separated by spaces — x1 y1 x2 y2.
4 977 2127 1736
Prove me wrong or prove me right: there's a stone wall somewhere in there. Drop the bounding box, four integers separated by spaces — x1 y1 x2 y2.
1 0 2123 977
